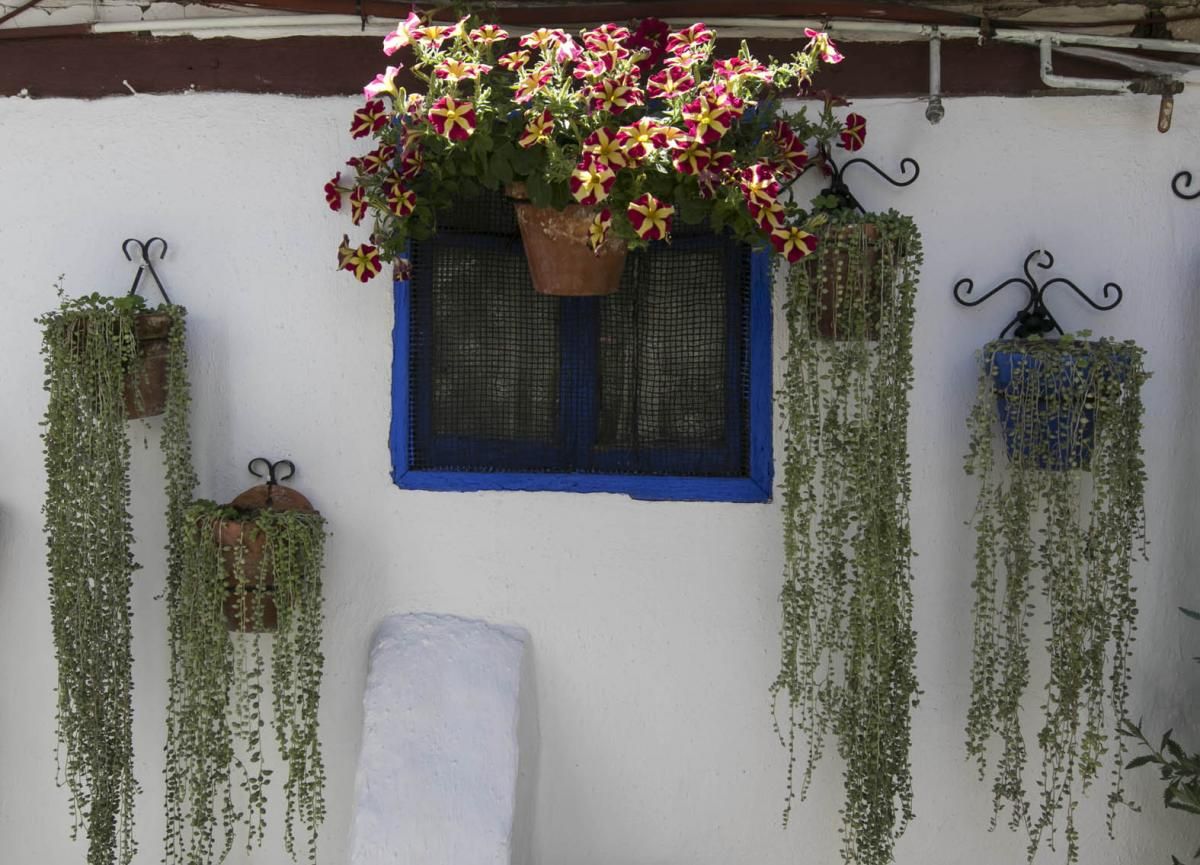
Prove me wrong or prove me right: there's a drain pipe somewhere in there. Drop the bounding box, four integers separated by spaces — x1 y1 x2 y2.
925 27 944 124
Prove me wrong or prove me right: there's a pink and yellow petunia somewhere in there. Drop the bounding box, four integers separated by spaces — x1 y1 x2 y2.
740 163 780 209
350 99 390 138
805 28 844 64
512 66 553 104
617 118 667 163
497 50 531 71
341 241 383 282
582 23 630 52
670 139 712 176
427 96 477 141
518 110 554 149
386 179 417 217
569 156 616 205
588 76 643 115
337 234 356 270
363 66 403 100
399 145 423 179
839 113 866 151
382 12 421 56
324 172 344 211
411 22 452 49
588 207 613 252
573 55 614 81
555 36 582 63
665 23 714 57
520 28 567 50
712 57 772 83
582 127 627 169
772 121 809 176
770 225 819 262
626 193 674 241
349 185 368 225
647 67 696 99
360 145 396 176
469 23 509 45
435 59 492 82
682 94 732 145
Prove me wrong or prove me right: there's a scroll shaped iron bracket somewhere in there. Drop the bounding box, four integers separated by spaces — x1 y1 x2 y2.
1173 170 1200 200
820 146 920 213
953 249 1123 339
122 236 172 305
248 457 296 487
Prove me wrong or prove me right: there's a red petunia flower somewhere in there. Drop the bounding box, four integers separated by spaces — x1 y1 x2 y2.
427 96 477 141
583 23 630 52
752 200 786 231
360 145 396 176
770 225 819 262
839 113 866 151
399 145 423 179
569 156 616 205
324 173 344 211
512 66 553 104
588 207 613 252
520 28 567 50
386 179 416 217
582 127 627 169
435 59 492 83
666 23 714 57
349 185 367 225
740 163 780 209
682 93 732 145
617 118 667 163
363 65 402 100
382 12 421 56
518 110 554 149
341 241 383 282
626 193 675 241
772 121 809 176
805 28 845 64
647 67 696 99
671 140 712 176
469 24 509 45
350 99 390 139
588 76 644 115
497 50 531 71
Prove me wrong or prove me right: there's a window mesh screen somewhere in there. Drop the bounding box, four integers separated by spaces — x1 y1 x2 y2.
407 191 752 477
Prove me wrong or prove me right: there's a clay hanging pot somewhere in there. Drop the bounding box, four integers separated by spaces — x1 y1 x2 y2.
213 472 316 633
508 183 627 297
124 311 173 419
812 223 882 341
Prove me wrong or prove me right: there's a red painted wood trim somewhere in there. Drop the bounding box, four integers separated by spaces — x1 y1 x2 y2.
0 33 1133 100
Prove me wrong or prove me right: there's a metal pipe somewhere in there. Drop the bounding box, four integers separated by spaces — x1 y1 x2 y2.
1038 36 1136 92
926 28 944 124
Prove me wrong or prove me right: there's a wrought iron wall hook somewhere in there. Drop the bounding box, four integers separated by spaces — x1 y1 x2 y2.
821 146 921 213
248 457 297 487
953 248 1124 339
122 236 172 304
1173 170 1200 200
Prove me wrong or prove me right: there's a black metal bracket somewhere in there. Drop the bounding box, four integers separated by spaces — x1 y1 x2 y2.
122 236 172 304
248 458 296 487
820 145 920 213
1173 170 1200 200
953 249 1123 339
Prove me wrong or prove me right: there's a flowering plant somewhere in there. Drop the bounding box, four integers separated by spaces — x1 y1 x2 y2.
327 14 868 282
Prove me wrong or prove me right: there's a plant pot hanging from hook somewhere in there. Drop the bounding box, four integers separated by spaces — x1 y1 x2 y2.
121 236 175 419
209 458 318 633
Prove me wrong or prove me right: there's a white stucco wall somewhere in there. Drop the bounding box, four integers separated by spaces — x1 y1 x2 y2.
1 89 1198 865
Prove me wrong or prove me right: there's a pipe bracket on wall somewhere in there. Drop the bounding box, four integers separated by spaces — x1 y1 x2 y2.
1173 170 1200 200
819 146 920 214
953 249 1123 339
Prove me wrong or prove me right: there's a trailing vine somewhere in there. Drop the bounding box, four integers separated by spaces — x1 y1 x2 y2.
964 334 1149 863
772 210 922 865
165 500 327 865
39 290 193 865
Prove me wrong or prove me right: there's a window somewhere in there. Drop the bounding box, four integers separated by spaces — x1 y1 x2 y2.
389 191 772 502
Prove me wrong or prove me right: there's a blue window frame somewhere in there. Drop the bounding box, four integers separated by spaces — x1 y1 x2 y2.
389 200 773 503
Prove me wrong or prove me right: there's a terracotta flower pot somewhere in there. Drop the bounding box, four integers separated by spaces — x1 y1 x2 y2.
124 311 173 419
508 184 627 296
213 483 316 633
811 224 881 341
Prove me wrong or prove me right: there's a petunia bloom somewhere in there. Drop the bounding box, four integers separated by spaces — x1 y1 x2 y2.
647 67 696 99
682 94 732 145
512 66 553 104
363 66 403 100
349 185 367 225
518 110 554 149
427 96 477 141
360 145 396 176
324 172 344 211
805 28 844 64
617 118 667 163
740 163 781 209
588 76 643 115
582 127 627 169
666 23 714 57
382 12 421 56
670 139 712 176
435 59 492 82
342 241 383 282
350 99 390 138
569 156 616 205
520 28 567 50
770 225 819 262
588 208 613 252
772 121 810 176
497 50 531 71
626 193 675 241
470 24 509 45
839 113 866 151
386 179 417 217
399 145 423 179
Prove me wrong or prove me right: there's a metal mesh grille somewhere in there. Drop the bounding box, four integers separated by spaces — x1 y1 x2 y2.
407 191 751 477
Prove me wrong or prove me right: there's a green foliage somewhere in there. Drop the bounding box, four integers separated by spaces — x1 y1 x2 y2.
964 335 1149 863
1121 607 1200 864
39 292 193 865
772 210 923 865
164 500 327 865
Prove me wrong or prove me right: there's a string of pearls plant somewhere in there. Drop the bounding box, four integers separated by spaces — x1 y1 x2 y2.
964 335 1149 863
772 210 922 865
39 291 193 865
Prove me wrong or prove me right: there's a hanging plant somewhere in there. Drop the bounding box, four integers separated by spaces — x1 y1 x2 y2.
772 210 923 865
39 288 194 865
164 469 327 865
326 14 870 290
964 334 1149 863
